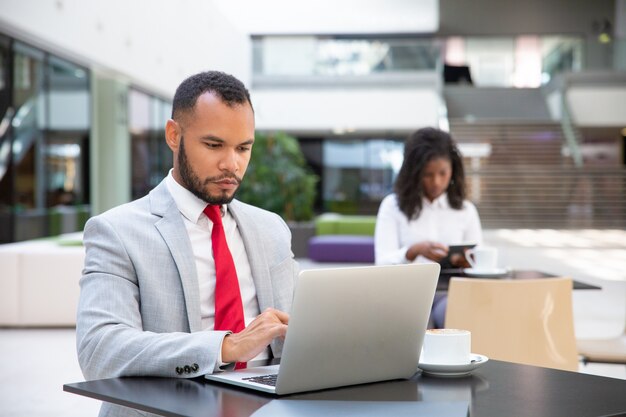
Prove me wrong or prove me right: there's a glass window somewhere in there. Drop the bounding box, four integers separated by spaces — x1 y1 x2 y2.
156 99 172 182
11 42 45 211
254 34 584 87
322 138 403 214
0 35 13 214
130 89 152 199
44 135 87 207
541 36 583 84
47 55 89 130
44 55 90 209
0 38 93 242
130 90 171 199
254 36 440 77
464 37 516 87
0 35 13 230
445 35 583 87
149 97 168 187
0 34 10 116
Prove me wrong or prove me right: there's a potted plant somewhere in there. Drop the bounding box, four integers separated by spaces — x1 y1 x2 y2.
236 132 318 256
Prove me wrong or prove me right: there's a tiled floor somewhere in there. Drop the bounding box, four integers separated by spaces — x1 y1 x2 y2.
0 229 625 417
0 328 101 417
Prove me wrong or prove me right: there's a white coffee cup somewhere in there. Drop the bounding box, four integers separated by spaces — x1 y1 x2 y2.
420 329 471 365
466 246 498 270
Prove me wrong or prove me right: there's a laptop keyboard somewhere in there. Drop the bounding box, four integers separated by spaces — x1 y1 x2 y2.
242 374 278 387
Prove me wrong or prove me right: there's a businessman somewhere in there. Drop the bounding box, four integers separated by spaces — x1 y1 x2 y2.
76 71 298 393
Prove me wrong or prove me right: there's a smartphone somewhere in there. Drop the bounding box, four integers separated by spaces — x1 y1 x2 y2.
439 243 477 267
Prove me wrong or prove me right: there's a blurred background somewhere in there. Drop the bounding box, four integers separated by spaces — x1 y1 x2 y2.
0 0 625 415
0 0 625 239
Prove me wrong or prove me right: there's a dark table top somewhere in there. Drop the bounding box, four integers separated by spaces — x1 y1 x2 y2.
64 360 626 417
437 269 601 291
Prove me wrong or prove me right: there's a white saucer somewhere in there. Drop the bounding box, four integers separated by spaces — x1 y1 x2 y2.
463 268 508 278
418 354 489 377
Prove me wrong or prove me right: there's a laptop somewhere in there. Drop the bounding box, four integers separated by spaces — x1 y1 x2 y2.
205 263 440 395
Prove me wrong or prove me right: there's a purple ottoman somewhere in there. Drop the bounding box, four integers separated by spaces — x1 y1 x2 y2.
308 235 375 263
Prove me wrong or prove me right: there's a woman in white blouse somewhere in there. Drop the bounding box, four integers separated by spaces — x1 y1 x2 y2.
375 127 483 327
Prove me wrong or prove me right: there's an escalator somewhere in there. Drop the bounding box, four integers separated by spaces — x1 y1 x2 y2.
0 93 89 242
0 98 43 243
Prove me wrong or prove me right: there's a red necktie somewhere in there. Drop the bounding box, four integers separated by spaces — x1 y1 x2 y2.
204 205 245 334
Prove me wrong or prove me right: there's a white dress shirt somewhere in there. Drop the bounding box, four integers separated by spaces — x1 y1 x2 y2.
165 171 269 362
374 193 483 265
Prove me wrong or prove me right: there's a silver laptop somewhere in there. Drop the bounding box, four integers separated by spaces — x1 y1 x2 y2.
205 263 440 395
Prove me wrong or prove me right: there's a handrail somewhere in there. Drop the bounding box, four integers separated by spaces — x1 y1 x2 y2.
436 57 450 133
543 41 578 78
437 90 450 133
0 98 40 182
0 106 15 138
559 91 583 167
0 107 16 182
11 97 36 128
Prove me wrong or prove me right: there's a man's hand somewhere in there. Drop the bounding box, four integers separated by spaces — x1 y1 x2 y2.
221 308 289 363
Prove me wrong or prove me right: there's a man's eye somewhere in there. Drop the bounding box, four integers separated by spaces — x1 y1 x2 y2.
239 146 251 152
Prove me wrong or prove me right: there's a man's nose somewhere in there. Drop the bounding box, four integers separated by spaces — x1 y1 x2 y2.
219 149 239 173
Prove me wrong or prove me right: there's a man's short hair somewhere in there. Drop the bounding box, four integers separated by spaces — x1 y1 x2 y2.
171 71 252 121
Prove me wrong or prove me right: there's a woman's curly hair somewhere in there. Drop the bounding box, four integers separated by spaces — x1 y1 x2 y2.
394 127 466 220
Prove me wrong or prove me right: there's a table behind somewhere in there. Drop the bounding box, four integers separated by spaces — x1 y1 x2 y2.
437 269 600 291
64 360 626 417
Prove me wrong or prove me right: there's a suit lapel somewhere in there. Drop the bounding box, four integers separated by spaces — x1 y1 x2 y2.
230 200 286 357
150 181 203 332
228 200 274 312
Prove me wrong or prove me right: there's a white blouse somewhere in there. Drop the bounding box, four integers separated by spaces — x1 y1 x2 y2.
374 193 483 265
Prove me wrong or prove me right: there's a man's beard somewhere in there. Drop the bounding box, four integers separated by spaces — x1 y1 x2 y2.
178 136 242 205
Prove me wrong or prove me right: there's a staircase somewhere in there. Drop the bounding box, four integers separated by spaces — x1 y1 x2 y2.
450 121 626 229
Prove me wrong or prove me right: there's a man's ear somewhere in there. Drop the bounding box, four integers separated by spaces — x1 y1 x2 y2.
165 119 181 152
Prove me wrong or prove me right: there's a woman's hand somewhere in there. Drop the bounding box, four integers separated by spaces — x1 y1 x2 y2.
450 252 471 268
406 241 449 262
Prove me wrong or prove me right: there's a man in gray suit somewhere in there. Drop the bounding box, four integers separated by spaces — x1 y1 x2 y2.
76 71 298 400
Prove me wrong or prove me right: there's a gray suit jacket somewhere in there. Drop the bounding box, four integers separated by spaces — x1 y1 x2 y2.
76 179 298 386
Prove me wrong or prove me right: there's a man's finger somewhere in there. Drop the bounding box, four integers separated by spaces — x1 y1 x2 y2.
272 310 290 324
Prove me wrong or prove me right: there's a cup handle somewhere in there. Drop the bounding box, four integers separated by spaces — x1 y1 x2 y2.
466 249 476 268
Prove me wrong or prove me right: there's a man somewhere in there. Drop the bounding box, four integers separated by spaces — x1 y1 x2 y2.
76 71 298 389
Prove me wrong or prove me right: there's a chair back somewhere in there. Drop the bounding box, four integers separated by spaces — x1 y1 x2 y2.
445 277 578 371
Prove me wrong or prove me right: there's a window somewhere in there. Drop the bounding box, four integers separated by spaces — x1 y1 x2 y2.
322 138 403 214
129 89 172 199
0 36 91 242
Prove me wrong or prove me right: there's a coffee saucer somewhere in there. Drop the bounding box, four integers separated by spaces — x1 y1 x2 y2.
418 354 489 377
463 268 508 278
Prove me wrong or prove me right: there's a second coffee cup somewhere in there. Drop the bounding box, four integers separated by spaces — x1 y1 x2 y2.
466 246 498 270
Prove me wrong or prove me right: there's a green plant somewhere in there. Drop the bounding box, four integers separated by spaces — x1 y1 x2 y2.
236 132 318 221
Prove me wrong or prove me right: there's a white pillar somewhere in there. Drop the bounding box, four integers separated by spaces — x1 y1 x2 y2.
90 73 131 215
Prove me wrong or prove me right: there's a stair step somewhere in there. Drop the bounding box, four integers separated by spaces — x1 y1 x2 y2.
449 122 626 228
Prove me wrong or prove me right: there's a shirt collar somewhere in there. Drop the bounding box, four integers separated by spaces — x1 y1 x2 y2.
422 192 449 210
165 170 228 223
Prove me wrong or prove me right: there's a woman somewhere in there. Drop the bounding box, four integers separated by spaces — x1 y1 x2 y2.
375 127 483 327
